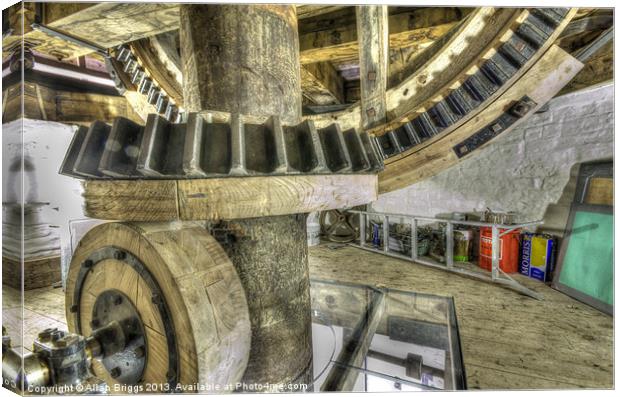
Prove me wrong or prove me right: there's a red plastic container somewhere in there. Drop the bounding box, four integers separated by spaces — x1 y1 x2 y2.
479 227 520 273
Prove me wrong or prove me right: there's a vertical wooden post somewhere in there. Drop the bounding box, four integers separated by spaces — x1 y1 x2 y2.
180 4 312 390
356 5 389 130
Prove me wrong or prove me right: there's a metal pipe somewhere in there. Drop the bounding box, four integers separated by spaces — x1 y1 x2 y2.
367 350 446 382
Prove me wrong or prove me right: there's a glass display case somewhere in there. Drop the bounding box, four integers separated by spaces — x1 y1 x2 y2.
310 279 466 392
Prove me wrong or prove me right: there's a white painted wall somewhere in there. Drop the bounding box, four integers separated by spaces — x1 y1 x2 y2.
2 119 86 283
371 83 614 223
2 119 85 222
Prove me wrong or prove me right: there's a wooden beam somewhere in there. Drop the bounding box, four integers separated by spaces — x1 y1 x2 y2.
558 40 612 96
301 62 345 105
3 3 180 60
296 5 349 19
81 175 378 221
299 7 469 64
356 5 389 129
6 4 465 66
305 8 523 132
43 2 93 24
2 81 142 125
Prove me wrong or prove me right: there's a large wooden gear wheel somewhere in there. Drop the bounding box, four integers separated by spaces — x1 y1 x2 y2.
103 7 598 195
65 222 251 389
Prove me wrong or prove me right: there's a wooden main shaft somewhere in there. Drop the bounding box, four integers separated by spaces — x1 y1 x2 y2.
181 4 302 124
180 4 313 390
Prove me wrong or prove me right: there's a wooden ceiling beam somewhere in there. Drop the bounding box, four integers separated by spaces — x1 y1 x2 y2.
2 80 142 125
299 7 470 64
296 5 349 20
301 62 345 105
558 39 613 96
3 3 179 60
5 4 467 68
356 5 389 129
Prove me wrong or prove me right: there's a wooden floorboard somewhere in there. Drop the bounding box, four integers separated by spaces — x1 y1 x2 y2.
1 242 613 389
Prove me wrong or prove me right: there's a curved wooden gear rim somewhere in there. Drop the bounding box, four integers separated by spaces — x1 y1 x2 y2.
65 221 251 388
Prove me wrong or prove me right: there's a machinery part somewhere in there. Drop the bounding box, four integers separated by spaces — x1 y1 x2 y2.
452 96 537 158
367 350 445 382
179 5 319 389
8 44 34 72
220 215 314 388
112 45 181 122
90 290 146 385
378 43 582 193
112 7 576 194
372 9 570 160
319 210 360 243
65 222 251 389
59 112 383 180
2 328 107 394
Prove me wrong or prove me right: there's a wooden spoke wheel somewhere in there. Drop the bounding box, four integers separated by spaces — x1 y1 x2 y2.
65 222 251 389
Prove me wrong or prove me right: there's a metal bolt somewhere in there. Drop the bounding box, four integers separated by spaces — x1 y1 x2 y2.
510 101 531 117
134 346 145 358
367 71 377 81
55 335 78 348
491 123 502 133
110 367 122 379
113 250 126 260
51 330 65 341
366 107 376 117
37 328 54 342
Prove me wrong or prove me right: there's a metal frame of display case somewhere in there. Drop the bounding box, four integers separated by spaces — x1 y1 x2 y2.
310 278 467 391
348 210 544 300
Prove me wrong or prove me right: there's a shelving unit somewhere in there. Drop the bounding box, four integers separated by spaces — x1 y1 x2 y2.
349 210 543 299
